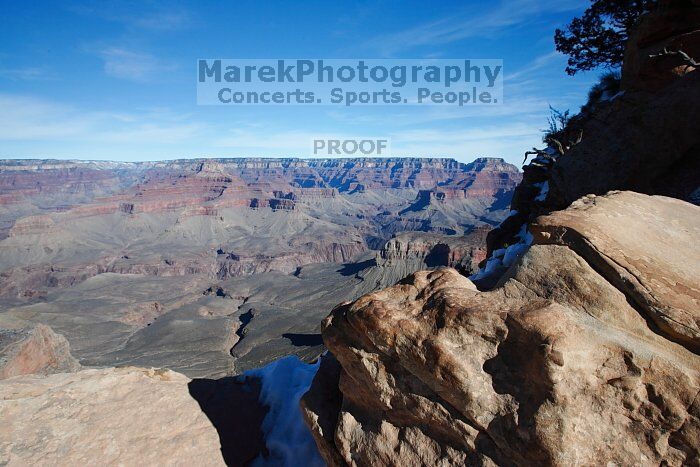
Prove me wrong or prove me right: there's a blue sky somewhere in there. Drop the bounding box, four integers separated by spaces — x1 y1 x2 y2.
0 0 601 165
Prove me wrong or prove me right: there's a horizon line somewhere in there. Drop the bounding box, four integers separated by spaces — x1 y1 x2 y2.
0 155 510 164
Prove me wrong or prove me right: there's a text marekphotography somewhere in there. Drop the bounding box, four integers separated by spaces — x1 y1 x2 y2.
197 59 503 106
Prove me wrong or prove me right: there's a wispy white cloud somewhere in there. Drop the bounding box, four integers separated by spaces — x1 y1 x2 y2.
67 2 193 32
362 0 587 56
98 47 175 82
325 95 548 128
0 92 544 164
126 11 191 31
506 51 561 82
389 124 541 159
0 94 96 139
0 67 54 81
211 127 371 154
0 94 201 143
206 121 542 163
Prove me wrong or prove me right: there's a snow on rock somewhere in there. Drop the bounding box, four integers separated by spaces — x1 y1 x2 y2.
470 224 533 281
245 356 324 467
502 224 533 267
470 256 501 280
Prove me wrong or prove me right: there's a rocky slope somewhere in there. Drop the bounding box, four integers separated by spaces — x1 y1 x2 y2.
0 229 491 377
485 0 699 266
302 192 700 466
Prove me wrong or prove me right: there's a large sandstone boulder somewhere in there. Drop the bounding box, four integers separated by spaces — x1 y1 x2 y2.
0 324 80 379
532 191 700 351
0 367 225 466
302 191 700 466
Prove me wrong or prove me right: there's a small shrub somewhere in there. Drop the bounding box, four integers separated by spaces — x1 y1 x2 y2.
583 70 622 112
542 106 571 143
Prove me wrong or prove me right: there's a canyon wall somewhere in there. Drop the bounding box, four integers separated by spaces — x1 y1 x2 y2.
0 157 520 299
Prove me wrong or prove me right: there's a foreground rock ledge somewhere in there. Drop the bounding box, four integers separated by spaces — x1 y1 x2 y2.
0 367 225 466
302 191 700 466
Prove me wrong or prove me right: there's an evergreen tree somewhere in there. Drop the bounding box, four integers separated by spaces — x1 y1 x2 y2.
554 0 657 75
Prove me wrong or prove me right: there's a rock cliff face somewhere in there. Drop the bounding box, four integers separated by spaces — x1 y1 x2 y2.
0 157 521 220
377 227 489 276
485 1 700 262
0 367 225 465
622 0 700 92
548 70 700 208
302 192 700 466
215 241 367 279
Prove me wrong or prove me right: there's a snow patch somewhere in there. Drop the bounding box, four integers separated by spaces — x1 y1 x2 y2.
470 223 533 281
470 255 502 280
245 356 324 467
502 243 528 267
517 224 534 245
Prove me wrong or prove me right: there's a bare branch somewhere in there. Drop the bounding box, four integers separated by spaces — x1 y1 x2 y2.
548 138 566 156
523 148 547 165
649 47 699 67
525 129 583 166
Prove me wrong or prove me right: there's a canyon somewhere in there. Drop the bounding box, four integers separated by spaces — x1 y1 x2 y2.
0 156 519 376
